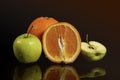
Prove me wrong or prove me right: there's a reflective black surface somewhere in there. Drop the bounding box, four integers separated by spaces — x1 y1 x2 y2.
1 0 120 80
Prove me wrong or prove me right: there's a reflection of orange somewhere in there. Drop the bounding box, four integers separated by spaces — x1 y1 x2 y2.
27 17 58 40
42 22 81 64
43 66 80 80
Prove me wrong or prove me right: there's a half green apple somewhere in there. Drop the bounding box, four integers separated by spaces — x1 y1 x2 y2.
81 41 107 61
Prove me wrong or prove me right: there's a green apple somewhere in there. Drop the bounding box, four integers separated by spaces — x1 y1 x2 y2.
13 33 42 63
81 41 107 61
13 64 42 80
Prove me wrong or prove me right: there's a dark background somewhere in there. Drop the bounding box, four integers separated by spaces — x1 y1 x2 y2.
1 0 120 80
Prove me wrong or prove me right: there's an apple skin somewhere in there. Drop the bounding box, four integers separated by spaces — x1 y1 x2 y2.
81 41 107 61
13 33 42 63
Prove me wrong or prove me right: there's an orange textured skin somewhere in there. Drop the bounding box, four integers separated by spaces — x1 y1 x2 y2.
27 17 58 40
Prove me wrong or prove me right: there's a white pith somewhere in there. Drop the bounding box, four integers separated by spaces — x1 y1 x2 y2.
58 33 65 54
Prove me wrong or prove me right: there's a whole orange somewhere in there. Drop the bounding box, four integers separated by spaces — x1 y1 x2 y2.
27 17 58 40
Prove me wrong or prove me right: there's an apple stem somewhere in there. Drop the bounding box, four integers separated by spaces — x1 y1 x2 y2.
25 25 33 38
86 34 89 44
86 34 94 49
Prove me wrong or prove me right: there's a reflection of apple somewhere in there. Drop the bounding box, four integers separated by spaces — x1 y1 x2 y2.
13 64 42 80
13 33 42 63
81 41 107 61
81 67 106 78
43 65 80 80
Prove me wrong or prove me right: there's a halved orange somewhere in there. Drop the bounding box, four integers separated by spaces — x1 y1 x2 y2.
42 22 81 64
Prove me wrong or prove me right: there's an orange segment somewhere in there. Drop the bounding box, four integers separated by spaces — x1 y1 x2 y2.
42 22 81 63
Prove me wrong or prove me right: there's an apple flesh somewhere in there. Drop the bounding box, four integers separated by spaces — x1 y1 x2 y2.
81 41 107 61
13 33 42 63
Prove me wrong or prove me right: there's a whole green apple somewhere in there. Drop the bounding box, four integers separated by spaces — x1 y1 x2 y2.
13 33 42 63
81 41 107 61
